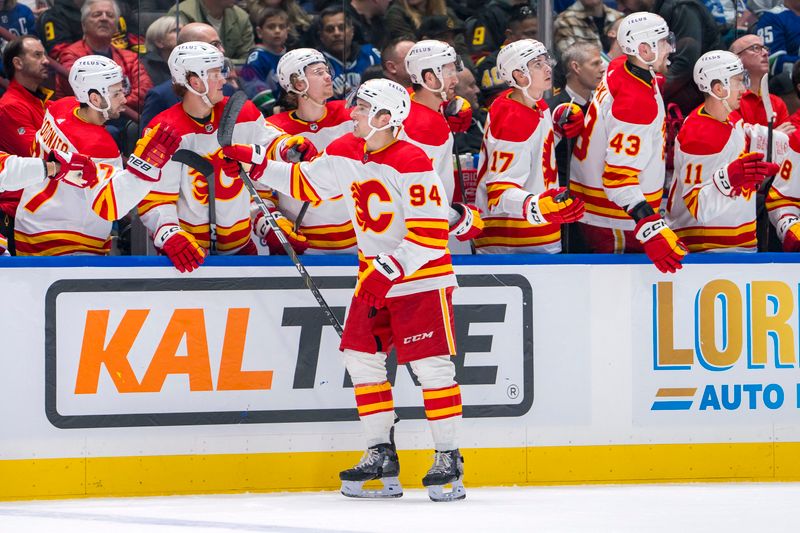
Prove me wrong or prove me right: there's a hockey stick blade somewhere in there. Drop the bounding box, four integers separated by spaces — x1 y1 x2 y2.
218 91 248 147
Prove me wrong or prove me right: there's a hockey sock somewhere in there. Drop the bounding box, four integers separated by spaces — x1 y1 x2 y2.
423 384 462 451
354 381 396 447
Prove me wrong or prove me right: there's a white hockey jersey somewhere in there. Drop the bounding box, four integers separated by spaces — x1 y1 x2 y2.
767 132 800 245
266 99 356 253
139 97 286 254
257 133 456 297
0 152 49 192
474 89 560 253
570 56 666 230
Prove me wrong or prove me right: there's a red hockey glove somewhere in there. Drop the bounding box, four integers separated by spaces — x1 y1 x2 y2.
154 224 206 273
127 123 181 182
713 152 778 199
0 233 8 256
254 208 309 255
280 135 318 162
443 96 472 133
222 144 268 181
778 215 800 252
552 103 585 139
523 187 585 225
49 150 98 188
355 253 403 309
449 202 484 241
634 214 688 274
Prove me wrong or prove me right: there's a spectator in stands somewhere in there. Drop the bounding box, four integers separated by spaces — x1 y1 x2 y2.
453 66 484 154
140 22 236 128
344 0 391 50
169 0 254 65
754 0 800 78
603 16 624 62
315 5 380 99
417 15 467 56
731 33 795 132
553 0 624 57
240 7 288 115
385 0 462 44
465 0 528 59
141 16 178 86
0 0 37 43
380 38 414 87
246 0 312 48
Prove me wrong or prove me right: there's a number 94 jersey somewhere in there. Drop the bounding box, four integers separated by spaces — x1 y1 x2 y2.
570 56 666 231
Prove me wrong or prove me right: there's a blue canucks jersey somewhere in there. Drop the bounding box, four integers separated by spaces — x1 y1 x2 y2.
322 44 381 100
756 6 800 76
0 4 36 41
240 46 284 115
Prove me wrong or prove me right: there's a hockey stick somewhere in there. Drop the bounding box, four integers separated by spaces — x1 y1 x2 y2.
556 97 576 254
445 99 476 254
172 149 217 253
756 74 776 252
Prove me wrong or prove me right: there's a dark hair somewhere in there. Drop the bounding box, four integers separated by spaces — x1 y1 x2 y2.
316 4 350 34
381 37 413 70
3 36 39 80
254 6 289 28
360 65 385 83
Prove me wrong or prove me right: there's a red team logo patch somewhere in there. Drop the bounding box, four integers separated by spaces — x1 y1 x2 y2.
351 179 394 233
190 149 245 204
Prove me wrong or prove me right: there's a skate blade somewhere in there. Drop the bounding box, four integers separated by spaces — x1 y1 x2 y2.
341 477 403 499
427 478 466 502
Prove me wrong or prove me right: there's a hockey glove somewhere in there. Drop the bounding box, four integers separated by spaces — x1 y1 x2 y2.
523 187 585 225
127 123 181 182
634 214 688 274
552 103 585 139
746 124 790 165
355 253 403 309
222 144 268 181
254 208 309 255
280 135 318 162
49 150 98 188
713 152 778 199
449 202 484 241
443 96 472 133
778 215 800 252
155 224 206 273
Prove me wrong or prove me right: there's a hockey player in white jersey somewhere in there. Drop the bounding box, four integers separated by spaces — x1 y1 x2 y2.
665 51 781 252
222 78 466 502
768 127 800 252
14 55 180 256
474 38 586 253
401 40 484 252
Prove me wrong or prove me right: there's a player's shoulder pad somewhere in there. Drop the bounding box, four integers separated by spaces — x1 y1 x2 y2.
48 95 79 117
234 98 263 122
325 133 364 159
487 90 540 142
608 70 659 125
326 99 353 124
789 129 800 153
265 111 298 133
403 100 450 145
376 139 435 173
676 106 733 155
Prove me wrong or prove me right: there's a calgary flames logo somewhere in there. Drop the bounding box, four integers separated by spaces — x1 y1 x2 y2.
542 130 558 189
190 148 245 204
351 179 394 233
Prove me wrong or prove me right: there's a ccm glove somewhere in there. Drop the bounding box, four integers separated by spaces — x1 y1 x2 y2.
155 225 206 273
523 187 585 225
713 152 778 198
254 208 309 255
49 150 98 188
552 102 585 139
354 253 403 309
443 96 472 133
778 215 800 252
222 144 268 181
634 214 688 274
449 202 484 241
280 135 318 162
127 124 181 182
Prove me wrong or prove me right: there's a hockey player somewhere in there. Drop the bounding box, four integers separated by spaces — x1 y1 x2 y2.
138 41 314 272
265 48 357 254
14 55 180 256
570 12 688 273
768 134 800 252
474 39 586 253
665 51 781 252
402 39 484 251
222 78 466 502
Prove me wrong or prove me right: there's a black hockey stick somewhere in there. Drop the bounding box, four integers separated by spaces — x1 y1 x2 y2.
218 90 248 147
445 99 476 254
756 74 776 252
173 149 217 254
556 97 576 254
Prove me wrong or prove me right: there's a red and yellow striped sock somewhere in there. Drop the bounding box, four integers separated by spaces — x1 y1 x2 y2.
423 384 462 421
354 381 394 417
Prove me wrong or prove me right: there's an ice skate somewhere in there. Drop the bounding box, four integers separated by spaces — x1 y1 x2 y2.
339 442 402 498
422 449 466 502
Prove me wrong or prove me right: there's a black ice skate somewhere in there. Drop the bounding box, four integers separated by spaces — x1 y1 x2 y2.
339 442 402 498
422 449 466 502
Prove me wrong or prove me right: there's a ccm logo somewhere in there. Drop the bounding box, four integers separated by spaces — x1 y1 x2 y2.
403 331 433 344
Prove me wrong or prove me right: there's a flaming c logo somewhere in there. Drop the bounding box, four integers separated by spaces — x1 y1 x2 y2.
190 148 245 204
351 179 394 233
542 130 558 189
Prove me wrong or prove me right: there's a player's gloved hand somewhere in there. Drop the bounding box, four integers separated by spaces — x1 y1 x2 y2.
127 123 181 182
713 152 778 198
634 214 688 274
0 234 8 256
280 135 318 162
154 224 206 273
355 253 403 309
747 124 790 165
442 96 472 133
523 187 585 225
254 208 309 255
49 150 98 188
778 215 800 252
449 202 484 241
552 102 585 139
222 143 268 180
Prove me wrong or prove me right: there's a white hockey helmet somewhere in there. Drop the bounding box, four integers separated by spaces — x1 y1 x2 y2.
277 48 328 94
496 39 553 84
168 41 225 106
355 78 410 140
617 12 674 65
693 50 748 95
69 55 125 120
405 39 462 98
